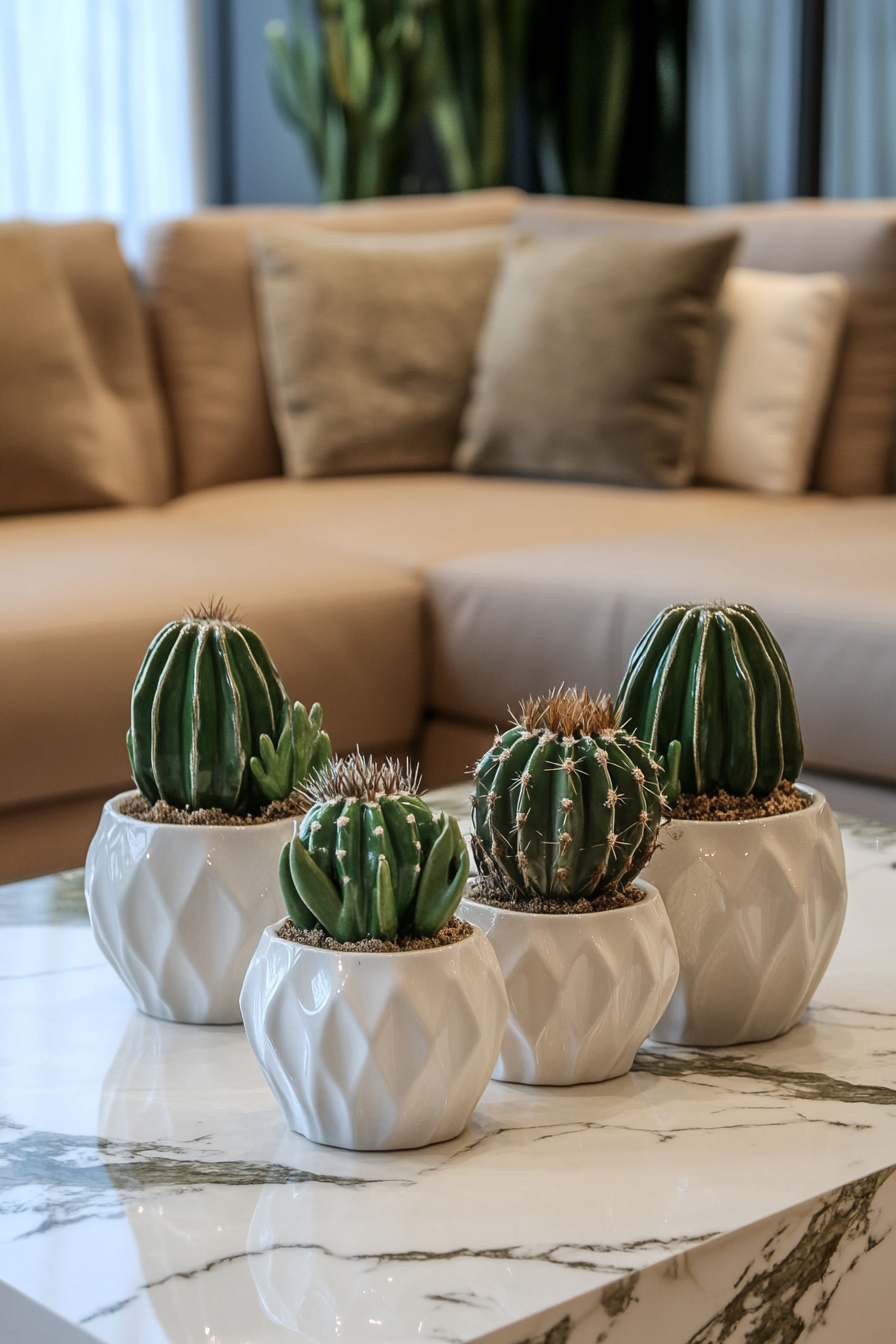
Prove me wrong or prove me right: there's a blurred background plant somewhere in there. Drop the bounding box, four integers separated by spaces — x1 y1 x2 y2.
427 0 533 191
265 0 441 200
265 0 689 204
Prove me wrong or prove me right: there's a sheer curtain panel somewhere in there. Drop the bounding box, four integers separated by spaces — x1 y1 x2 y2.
688 0 802 206
823 0 896 199
0 0 201 262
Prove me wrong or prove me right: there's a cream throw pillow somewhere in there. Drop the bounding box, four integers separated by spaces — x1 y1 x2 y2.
252 226 507 478
699 267 849 494
0 221 157 516
454 229 738 488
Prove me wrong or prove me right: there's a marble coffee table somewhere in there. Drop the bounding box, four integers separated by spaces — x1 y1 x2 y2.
2 785 895 1344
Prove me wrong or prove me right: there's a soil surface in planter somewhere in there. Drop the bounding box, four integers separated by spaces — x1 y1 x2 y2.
670 780 811 822
277 915 474 954
466 877 643 915
120 793 305 826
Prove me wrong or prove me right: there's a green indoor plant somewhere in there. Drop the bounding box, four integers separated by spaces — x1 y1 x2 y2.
240 753 508 1150
85 603 330 1025
617 602 848 1046
266 0 440 200
460 687 679 1085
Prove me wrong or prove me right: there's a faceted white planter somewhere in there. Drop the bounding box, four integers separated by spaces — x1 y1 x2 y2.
240 921 508 1151
85 791 294 1025
645 786 848 1047
459 878 679 1086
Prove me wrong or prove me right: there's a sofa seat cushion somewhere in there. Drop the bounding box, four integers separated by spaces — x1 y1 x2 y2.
0 506 422 811
424 496 896 783
165 473 817 571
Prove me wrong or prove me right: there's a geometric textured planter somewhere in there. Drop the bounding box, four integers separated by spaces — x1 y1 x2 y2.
85 791 294 1025
459 877 679 1085
240 921 508 1150
645 786 848 1047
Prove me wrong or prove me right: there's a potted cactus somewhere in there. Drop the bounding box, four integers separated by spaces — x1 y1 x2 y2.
459 688 679 1086
617 602 848 1047
85 603 331 1026
240 754 508 1151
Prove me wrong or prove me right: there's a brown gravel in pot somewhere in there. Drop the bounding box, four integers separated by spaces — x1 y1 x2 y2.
277 915 474 953
466 878 643 915
670 780 810 822
119 793 305 826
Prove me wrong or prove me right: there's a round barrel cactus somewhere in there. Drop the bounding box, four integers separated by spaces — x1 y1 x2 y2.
472 689 665 900
127 603 290 814
280 755 470 943
617 603 803 798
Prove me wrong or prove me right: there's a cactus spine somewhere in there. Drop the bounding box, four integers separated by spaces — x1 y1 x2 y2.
281 755 469 942
127 604 290 814
472 689 665 900
617 603 803 798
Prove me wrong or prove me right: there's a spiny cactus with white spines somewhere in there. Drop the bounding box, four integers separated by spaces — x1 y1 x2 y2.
471 688 676 901
280 754 469 943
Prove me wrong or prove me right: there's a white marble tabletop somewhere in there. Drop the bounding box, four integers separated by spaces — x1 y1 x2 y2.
2 787 896 1344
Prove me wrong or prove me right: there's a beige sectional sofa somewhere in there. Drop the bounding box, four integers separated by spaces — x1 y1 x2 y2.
5 187 896 883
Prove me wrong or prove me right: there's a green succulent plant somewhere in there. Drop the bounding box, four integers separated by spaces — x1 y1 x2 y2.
250 700 331 802
617 603 803 799
127 602 327 815
280 754 469 942
471 688 671 900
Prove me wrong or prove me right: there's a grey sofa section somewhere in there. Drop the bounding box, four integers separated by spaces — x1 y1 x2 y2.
425 500 896 786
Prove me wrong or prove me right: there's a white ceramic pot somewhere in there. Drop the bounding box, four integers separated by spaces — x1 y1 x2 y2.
85 791 295 1025
645 786 848 1047
240 921 508 1151
458 878 679 1086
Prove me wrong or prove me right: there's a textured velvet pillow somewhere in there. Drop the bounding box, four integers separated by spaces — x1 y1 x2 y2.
454 229 739 488
252 225 507 478
0 222 167 516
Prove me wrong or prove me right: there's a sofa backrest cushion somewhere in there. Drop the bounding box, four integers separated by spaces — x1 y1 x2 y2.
517 197 896 497
147 188 524 494
0 222 173 515
455 228 738 488
252 225 507 479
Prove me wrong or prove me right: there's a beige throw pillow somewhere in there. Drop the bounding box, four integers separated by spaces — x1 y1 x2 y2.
0 222 159 516
455 229 738 488
699 268 849 494
252 226 507 478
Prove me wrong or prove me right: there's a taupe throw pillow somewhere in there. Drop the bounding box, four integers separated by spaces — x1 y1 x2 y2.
0 221 163 516
455 229 739 488
252 226 507 478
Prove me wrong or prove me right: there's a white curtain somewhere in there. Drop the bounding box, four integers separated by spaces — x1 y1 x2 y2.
0 0 202 263
688 0 802 206
823 0 896 198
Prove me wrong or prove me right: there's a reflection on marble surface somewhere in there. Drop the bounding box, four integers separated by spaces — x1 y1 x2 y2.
2 792 896 1342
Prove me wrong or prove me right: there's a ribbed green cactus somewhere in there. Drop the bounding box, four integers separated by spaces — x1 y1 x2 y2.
472 689 666 900
126 603 291 814
280 755 469 942
617 603 803 799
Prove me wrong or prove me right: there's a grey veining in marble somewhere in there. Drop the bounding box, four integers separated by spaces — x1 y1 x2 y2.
2 787 896 1342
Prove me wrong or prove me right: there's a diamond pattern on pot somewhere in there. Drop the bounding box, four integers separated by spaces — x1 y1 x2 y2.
460 881 679 1087
240 925 508 1151
647 790 848 1047
85 793 294 1025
